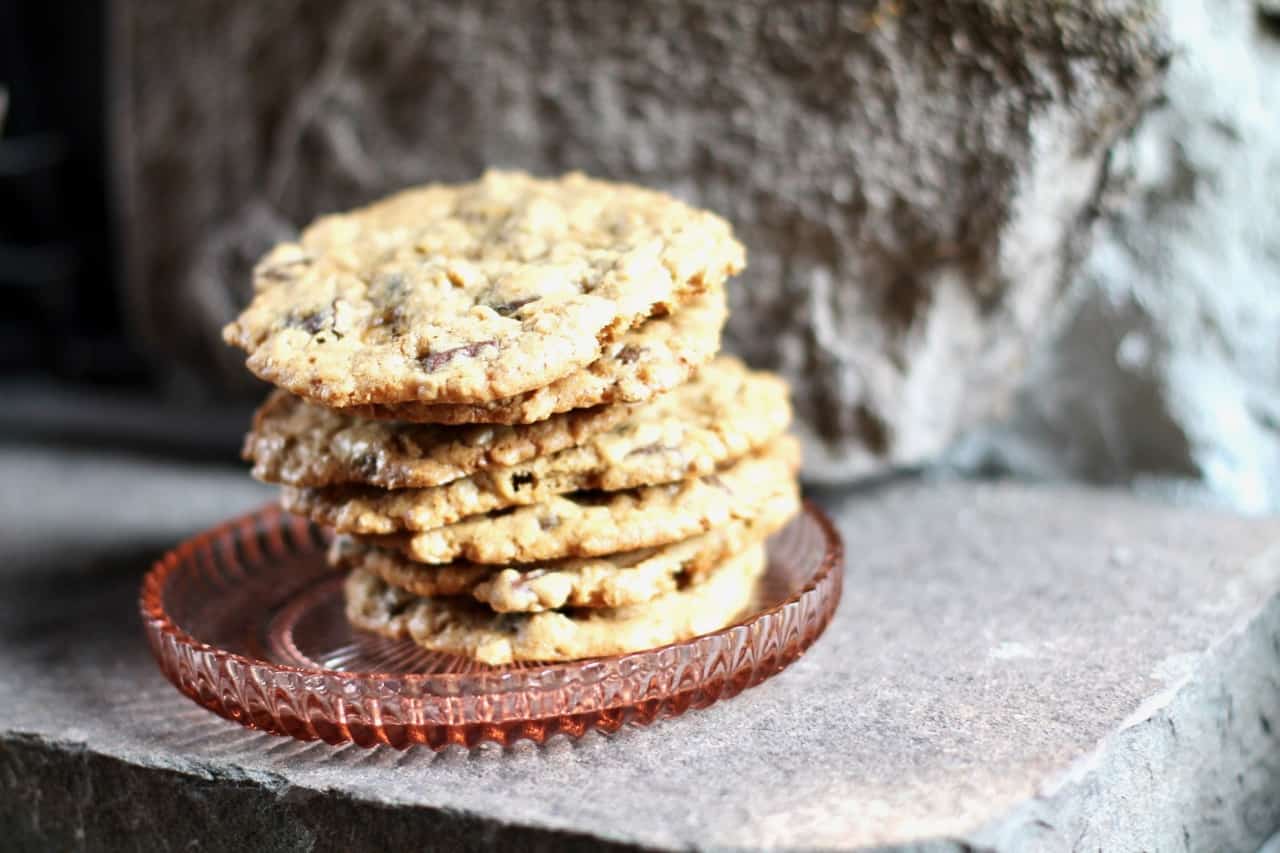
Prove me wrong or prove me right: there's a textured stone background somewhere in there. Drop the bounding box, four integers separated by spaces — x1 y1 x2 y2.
956 0 1280 513
107 0 1280 508
112 0 1166 483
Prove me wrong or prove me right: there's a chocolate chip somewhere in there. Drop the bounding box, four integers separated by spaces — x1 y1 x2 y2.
418 340 498 372
510 472 535 491
286 310 327 334
616 344 645 363
490 296 540 317
627 442 676 457
353 453 380 477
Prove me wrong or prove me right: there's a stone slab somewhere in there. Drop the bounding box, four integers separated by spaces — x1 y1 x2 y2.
1 443 1279 850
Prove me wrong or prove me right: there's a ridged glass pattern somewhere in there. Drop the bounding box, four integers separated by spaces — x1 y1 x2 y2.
140 503 843 749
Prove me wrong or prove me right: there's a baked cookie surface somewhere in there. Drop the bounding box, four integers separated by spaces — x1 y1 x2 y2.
348 287 727 424
282 357 792 532
245 391 631 490
223 171 744 407
370 436 801 565
344 544 767 665
330 486 797 612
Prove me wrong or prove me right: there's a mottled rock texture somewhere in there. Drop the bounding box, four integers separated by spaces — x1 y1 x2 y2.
957 0 1280 510
112 0 1166 481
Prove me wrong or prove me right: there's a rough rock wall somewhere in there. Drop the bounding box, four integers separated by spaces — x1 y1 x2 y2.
113 0 1166 481
955 0 1280 511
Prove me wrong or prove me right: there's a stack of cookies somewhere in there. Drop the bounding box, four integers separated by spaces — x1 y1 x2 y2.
224 171 800 665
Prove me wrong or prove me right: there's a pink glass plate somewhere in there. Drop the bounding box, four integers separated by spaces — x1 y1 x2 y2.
140 502 843 749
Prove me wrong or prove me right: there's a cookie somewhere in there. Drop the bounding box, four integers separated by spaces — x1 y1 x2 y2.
330 487 797 612
344 544 767 665
244 391 632 489
346 288 727 425
369 436 801 565
222 171 745 408
282 357 792 532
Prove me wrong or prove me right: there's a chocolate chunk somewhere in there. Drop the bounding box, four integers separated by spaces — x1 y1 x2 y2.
627 442 678 457
616 344 645 363
287 310 327 334
510 472 535 491
418 340 498 372
353 453 380 477
490 296 540 317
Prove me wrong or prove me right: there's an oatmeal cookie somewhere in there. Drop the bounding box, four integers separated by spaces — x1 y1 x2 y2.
348 287 726 425
283 357 791 531
369 436 800 564
344 544 767 664
331 487 796 612
245 391 630 489
223 171 744 407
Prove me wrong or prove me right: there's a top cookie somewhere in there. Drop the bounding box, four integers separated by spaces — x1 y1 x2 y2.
222 171 745 407
347 287 727 425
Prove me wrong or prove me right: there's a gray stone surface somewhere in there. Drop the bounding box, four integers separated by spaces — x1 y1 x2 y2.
3 442 1279 850
956 0 1280 512
112 0 1166 481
